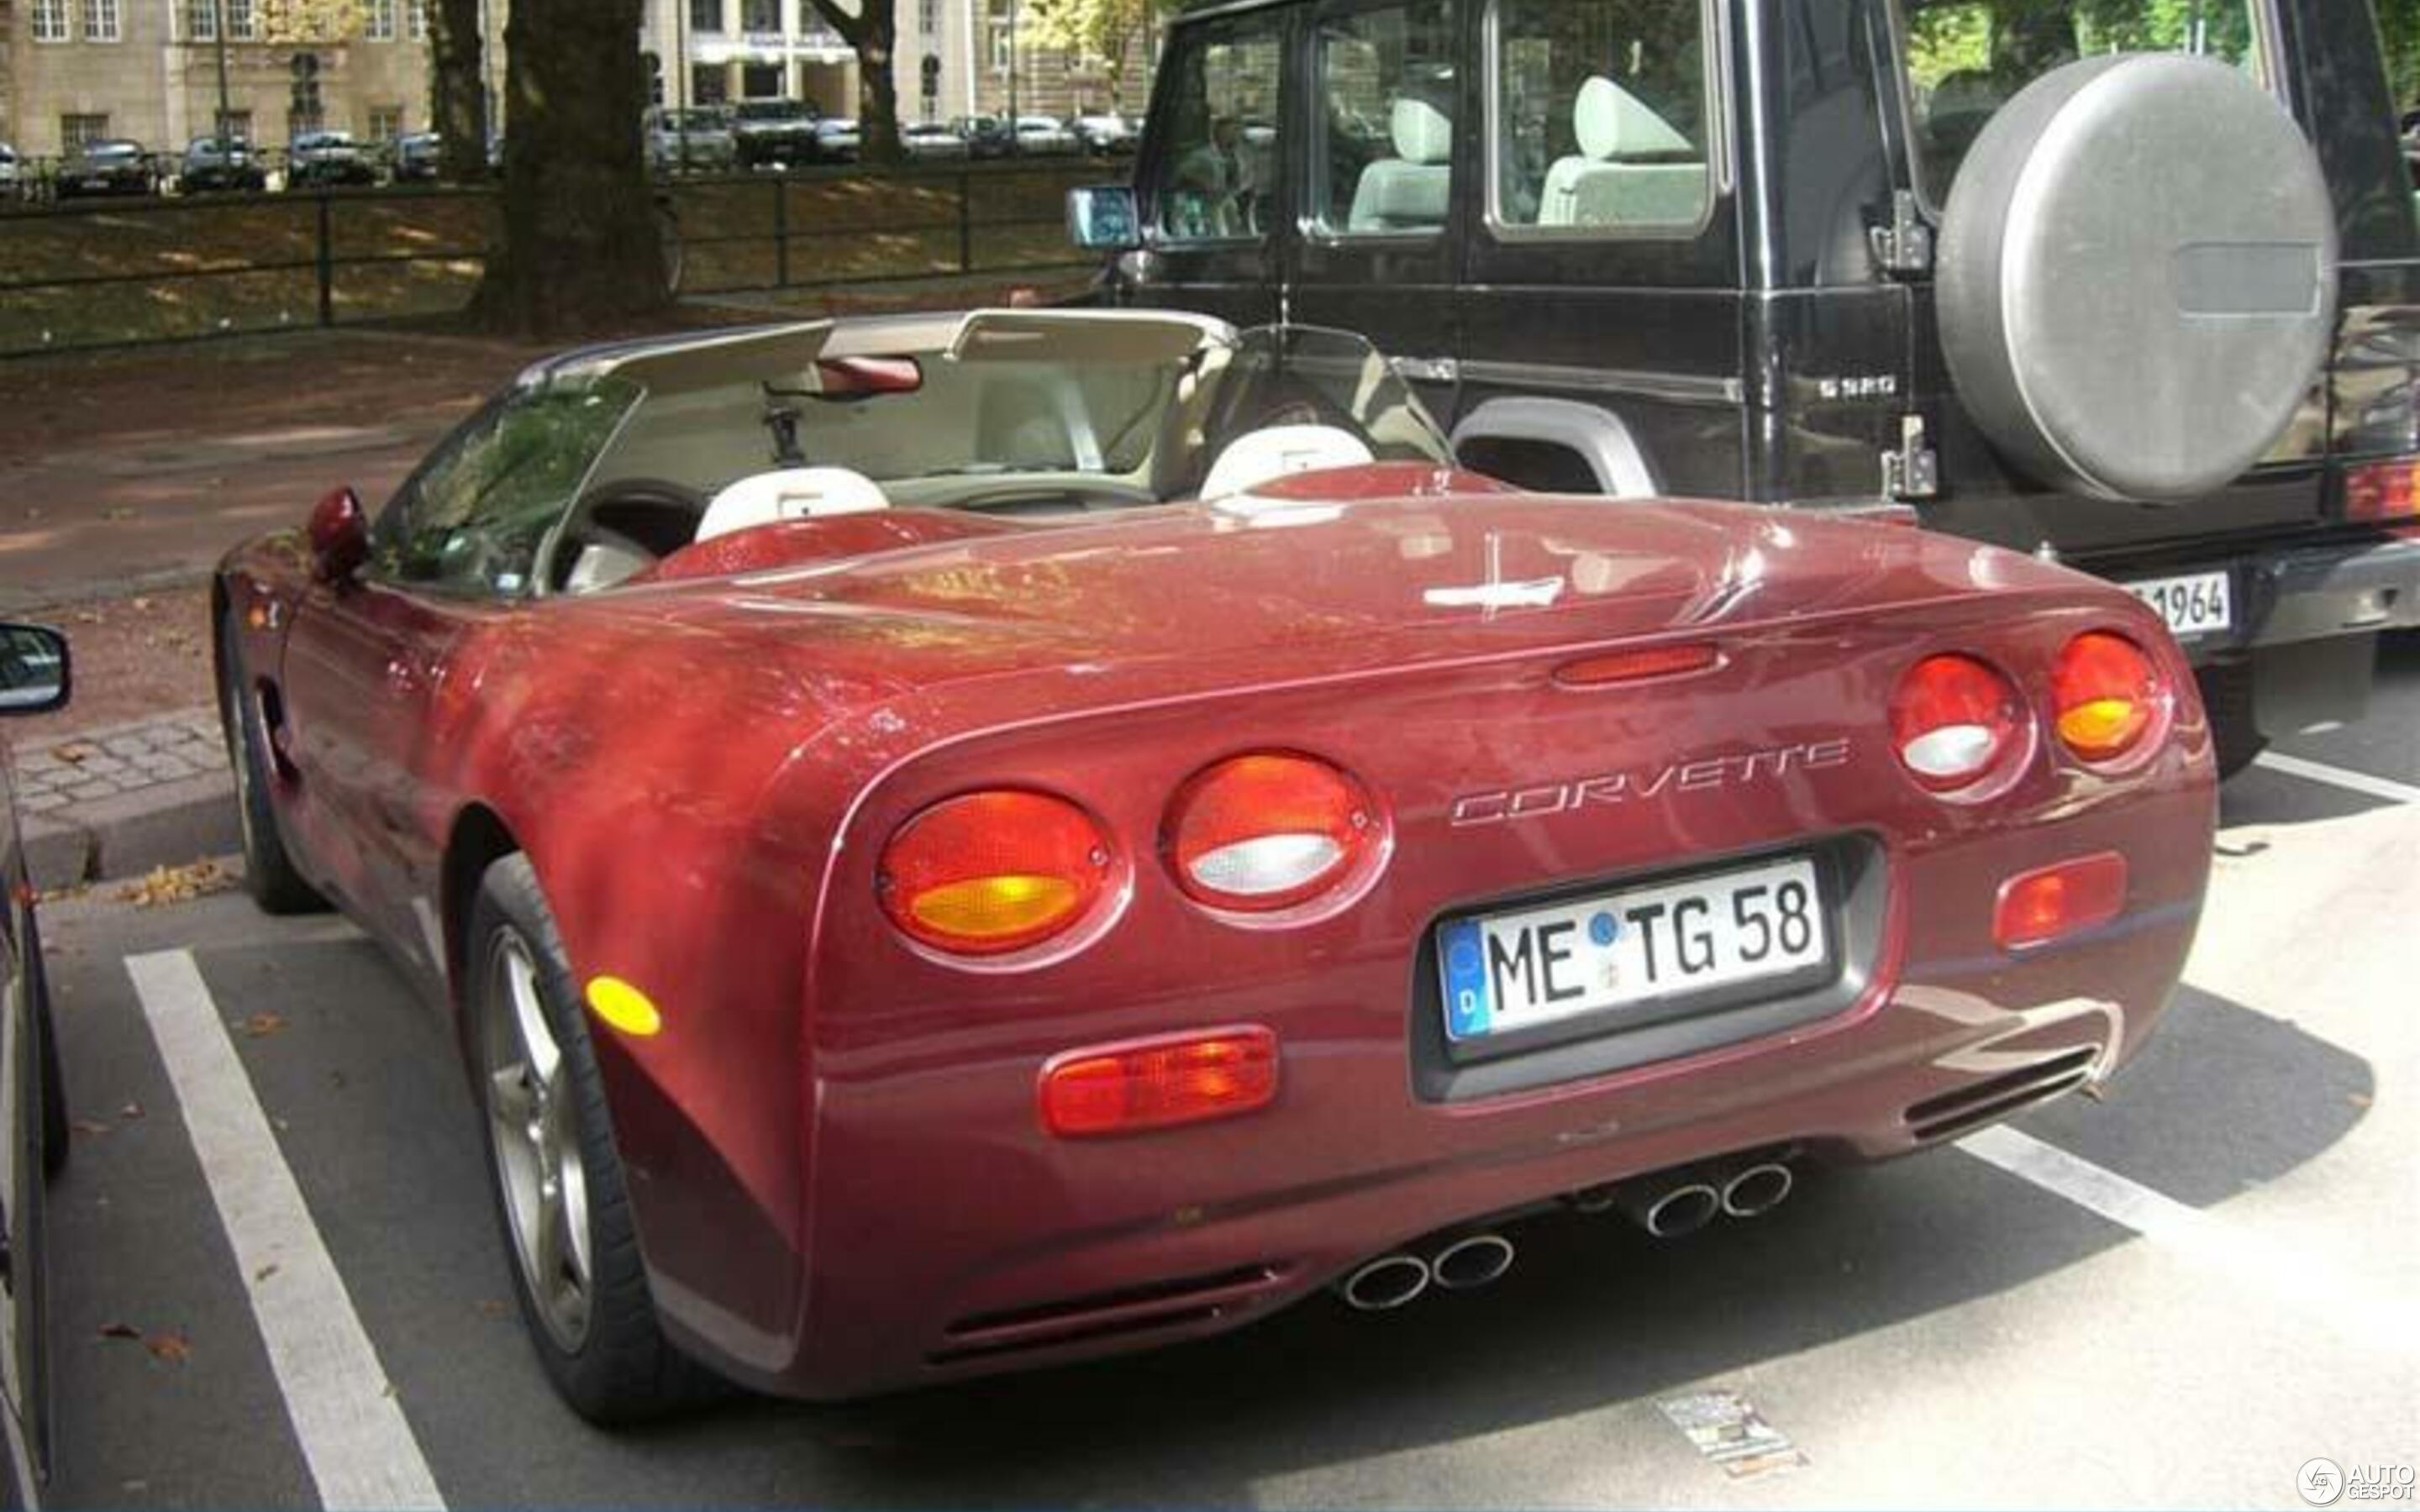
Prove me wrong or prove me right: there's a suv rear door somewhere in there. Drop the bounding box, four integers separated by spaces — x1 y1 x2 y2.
1132 7 1293 330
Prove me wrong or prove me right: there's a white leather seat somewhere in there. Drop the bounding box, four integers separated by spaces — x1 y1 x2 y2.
694 466 890 543
1200 424 1376 501
1347 97 1455 234
1539 76 1707 230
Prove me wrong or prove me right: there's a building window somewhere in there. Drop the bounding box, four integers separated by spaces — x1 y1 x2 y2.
227 0 257 39
217 108 254 142
185 0 215 41
741 0 778 32
690 0 723 35
60 113 111 149
407 0 427 39
291 104 324 137
366 0 396 40
368 105 405 139
30 0 69 41
989 0 1013 75
82 0 119 40
691 62 729 104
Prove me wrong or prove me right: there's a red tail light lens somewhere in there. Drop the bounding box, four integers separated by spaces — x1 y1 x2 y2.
1165 753 1376 911
1891 654 2024 790
2052 632 2164 762
1039 1026 1280 1137
878 790 1111 956
2344 458 2420 523
1995 853 2128 951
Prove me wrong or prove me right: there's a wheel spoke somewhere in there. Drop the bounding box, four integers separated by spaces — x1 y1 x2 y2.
501 943 563 1091
487 1063 536 1129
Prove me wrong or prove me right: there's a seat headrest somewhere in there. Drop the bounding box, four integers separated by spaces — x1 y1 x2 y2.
696 465 889 543
1200 424 1377 501
1573 76 1693 162
1392 97 1454 166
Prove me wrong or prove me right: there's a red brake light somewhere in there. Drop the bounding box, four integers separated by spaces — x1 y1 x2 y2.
1165 753 1376 911
2345 459 2420 523
2052 631 2165 762
1039 1027 1280 1137
878 790 1111 956
1554 643 1722 688
1891 654 2024 791
1995 853 2128 950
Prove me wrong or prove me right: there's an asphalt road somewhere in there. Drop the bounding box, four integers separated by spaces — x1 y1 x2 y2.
31 638 2420 1510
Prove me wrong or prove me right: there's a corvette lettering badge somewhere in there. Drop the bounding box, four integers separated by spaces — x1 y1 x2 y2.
1449 739 1854 827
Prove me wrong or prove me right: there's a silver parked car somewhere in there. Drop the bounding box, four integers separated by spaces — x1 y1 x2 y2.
644 108 738 173
902 122 970 161
1015 115 1081 155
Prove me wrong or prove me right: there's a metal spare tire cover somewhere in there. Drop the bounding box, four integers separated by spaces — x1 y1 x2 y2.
1936 53 2337 503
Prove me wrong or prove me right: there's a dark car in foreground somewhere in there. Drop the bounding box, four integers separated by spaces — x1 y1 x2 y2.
55 140 150 198
953 113 1014 159
178 135 266 194
213 311 2213 1422
286 130 376 188
1 622 71 1497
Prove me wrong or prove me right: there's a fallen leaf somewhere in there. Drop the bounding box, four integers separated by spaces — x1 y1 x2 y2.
118 1100 145 1121
116 860 234 908
474 1299 509 1318
97 1321 141 1341
145 1330 191 1364
239 1011 287 1038
2350 1092 2374 1109
254 1263 280 1283
70 1118 112 1137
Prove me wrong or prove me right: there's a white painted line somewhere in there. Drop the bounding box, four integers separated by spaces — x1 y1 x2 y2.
126 950 445 1512
1959 1125 2418 1353
2254 752 2420 806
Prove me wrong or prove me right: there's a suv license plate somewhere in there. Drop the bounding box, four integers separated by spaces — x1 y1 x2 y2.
2127 571 2233 637
1439 857 1828 1043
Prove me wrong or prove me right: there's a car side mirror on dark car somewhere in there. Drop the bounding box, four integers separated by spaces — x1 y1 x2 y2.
308 486 370 585
0 623 69 716
1067 185 1141 252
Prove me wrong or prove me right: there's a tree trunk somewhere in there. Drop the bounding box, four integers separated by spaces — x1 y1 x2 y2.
805 0 902 165
429 0 487 181
469 0 668 339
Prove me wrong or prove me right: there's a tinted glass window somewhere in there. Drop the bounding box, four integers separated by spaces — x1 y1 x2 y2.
372 379 639 595
1492 0 1712 234
1315 3 1459 235
1153 17 1286 243
1898 0 2268 205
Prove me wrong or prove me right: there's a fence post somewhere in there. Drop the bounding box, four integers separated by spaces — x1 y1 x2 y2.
958 169 973 276
774 176 791 289
316 193 335 328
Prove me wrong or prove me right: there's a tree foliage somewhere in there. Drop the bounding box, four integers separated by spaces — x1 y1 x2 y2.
1022 0 1176 110
801 0 904 162
255 0 366 43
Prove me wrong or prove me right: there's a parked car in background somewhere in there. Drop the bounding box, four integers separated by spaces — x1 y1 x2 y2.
1072 112 1137 156
1015 115 1081 155
730 98 820 168
0 144 18 197
287 130 376 188
644 108 738 174
392 131 444 183
809 118 861 164
902 121 970 162
953 114 1014 159
55 139 152 199
178 135 266 194
1 622 72 1495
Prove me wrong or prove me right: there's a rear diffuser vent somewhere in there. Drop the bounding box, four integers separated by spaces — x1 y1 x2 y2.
933 1263 1289 1364
1905 1047 2101 1144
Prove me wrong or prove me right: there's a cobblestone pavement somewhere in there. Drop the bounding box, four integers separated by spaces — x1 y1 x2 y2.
11 707 226 816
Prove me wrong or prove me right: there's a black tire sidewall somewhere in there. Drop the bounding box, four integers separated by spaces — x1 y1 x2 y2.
214 610 324 915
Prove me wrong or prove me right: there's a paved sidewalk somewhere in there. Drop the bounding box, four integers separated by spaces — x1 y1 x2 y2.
16 707 235 887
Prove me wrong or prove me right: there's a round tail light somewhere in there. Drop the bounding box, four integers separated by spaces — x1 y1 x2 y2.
1165 753 1376 911
2052 632 2163 761
1891 654 2025 790
878 790 1112 956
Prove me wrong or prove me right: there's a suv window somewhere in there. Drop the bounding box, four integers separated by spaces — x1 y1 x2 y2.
1154 17 1285 243
1315 2 1459 236
1491 0 1714 235
372 379 639 595
1898 0 2270 207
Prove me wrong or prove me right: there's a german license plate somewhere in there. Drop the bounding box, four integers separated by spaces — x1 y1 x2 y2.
2126 570 2233 637
1439 856 1828 1043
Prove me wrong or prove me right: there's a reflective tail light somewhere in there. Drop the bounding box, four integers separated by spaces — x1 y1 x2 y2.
878 790 1111 956
2344 458 2420 523
1891 654 2024 790
1996 853 2128 950
2052 632 2165 761
1039 1027 1280 1137
1165 753 1376 911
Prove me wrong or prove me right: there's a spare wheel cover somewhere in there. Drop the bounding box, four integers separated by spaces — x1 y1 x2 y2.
1935 53 2338 503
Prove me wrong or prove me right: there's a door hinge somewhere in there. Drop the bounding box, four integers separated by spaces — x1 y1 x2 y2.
1883 413 1940 501
1869 189 1934 279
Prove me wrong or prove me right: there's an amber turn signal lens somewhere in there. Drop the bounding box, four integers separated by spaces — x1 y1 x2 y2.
1995 853 2128 951
2052 632 2164 762
879 790 1111 956
1039 1027 1280 1137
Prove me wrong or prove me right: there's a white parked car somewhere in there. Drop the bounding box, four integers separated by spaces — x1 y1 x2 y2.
902 122 969 161
1015 116 1081 155
0 143 18 194
644 108 737 173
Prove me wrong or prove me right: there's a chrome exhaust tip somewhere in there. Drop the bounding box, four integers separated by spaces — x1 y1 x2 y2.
1337 1253 1432 1312
1721 1162 1795 1219
1430 1232 1516 1291
1566 1184 1621 1215
1633 1183 1723 1239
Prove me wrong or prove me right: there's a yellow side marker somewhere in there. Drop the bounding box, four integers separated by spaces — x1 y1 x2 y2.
586 977 663 1038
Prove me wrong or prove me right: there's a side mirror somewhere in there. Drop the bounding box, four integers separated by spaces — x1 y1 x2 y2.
0 623 69 716
1067 185 1141 252
307 486 369 585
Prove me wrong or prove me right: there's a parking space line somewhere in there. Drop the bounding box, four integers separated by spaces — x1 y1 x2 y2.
1959 1125 2418 1352
126 950 446 1512
2254 752 2420 805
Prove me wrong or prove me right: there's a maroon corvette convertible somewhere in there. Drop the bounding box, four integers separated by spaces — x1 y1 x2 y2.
214 312 2214 1420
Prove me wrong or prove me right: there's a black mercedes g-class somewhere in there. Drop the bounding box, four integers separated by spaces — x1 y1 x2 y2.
1076 0 2420 770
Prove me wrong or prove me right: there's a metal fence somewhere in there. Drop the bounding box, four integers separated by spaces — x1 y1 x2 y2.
0 160 1107 357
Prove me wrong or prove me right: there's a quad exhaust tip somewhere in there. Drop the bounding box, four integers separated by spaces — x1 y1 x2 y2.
1429 1232 1516 1291
1639 1183 1723 1238
1722 1162 1795 1219
1337 1252 1432 1312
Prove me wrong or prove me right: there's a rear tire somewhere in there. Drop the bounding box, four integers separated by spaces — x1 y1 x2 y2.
467 853 719 1425
215 611 327 915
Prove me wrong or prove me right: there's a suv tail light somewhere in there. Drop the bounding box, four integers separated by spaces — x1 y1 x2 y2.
1165 753 1376 911
1039 1026 1280 1137
879 790 1112 956
1891 655 2024 790
2051 632 2165 762
2344 458 2420 523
